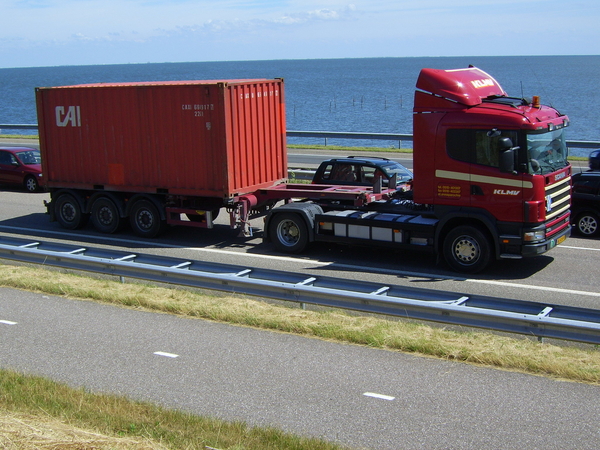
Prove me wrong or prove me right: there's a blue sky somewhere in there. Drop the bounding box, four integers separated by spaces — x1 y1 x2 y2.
2 0 599 68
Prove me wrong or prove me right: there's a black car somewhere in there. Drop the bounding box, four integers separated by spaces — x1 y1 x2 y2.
589 149 600 171
312 156 413 187
571 171 600 237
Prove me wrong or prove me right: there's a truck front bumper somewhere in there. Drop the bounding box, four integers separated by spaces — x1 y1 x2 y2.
509 224 571 259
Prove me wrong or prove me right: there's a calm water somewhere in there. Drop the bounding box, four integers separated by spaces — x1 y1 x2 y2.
1 56 598 156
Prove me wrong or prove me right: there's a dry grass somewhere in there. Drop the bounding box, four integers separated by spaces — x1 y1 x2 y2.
0 369 345 450
0 411 168 450
1 264 600 384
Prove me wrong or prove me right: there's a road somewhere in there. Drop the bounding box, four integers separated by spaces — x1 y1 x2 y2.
2 288 600 450
0 140 598 311
0 181 598 311
1 140 600 448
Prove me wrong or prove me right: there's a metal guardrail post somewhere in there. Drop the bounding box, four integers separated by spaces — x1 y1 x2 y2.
0 236 599 344
1 125 599 150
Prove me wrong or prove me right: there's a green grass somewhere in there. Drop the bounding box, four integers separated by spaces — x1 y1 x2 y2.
287 143 413 153
0 134 38 139
0 135 589 160
1 264 599 384
1 261 600 448
287 143 589 161
0 369 345 450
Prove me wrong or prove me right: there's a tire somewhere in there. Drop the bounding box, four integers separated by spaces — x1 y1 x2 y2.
268 212 309 253
443 225 492 274
24 175 39 193
91 197 124 234
575 211 599 237
186 209 220 222
54 193 88 230
129 199 166 238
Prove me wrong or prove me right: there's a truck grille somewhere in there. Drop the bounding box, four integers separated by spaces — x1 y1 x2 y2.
545 176 571 221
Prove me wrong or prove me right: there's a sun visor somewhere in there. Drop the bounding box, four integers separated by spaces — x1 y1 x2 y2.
415 67 507 106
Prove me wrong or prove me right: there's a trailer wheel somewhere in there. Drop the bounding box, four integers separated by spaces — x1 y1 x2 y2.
575 211 599 236
91 197 124 234
269 212 309 253
54 193 88 230
443 225 492 273
129 199 166 238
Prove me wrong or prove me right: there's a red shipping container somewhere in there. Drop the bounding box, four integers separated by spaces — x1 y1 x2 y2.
36 79 287 198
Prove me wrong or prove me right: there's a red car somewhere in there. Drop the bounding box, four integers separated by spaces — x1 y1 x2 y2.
0 147 43 192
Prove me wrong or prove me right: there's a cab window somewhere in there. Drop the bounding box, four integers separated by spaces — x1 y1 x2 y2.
447 129 519 168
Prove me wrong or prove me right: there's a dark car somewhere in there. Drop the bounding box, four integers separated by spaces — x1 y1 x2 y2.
0 147 43 192
571 171 600 237
589 149 600 171
312 156 413 187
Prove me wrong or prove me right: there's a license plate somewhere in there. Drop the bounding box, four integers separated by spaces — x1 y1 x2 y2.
557 234 567 245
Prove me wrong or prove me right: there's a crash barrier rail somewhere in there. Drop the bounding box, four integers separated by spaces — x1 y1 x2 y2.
287 131 600 152
0 235 599 344
2 125 599 151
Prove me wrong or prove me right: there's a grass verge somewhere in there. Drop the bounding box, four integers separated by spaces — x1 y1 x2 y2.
1 264 599 384
0 136 590 160
0 370 345 450
1 264 600 449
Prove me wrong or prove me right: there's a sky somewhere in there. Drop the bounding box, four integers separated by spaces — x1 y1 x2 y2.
2 0 599 68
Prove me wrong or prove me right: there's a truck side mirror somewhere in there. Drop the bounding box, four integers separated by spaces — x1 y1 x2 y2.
499 149 515 173
497 137 513 150
497 137 518 174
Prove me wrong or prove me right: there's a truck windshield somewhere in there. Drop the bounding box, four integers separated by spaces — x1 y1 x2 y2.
526 129 569 175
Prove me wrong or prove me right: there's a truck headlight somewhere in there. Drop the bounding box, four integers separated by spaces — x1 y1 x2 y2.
524 230 545 242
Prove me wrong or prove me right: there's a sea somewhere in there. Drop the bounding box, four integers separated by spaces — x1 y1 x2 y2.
0 55 598 157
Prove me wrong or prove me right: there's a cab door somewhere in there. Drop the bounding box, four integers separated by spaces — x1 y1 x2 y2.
468 130 523 222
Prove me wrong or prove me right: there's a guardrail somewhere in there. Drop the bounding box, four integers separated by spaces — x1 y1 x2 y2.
2 125 599 150
0 124 38 131
0 235 599 344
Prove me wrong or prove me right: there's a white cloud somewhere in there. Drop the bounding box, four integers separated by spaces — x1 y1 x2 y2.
1 0 599 67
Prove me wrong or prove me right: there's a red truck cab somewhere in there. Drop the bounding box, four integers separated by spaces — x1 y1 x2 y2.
413 67 571 269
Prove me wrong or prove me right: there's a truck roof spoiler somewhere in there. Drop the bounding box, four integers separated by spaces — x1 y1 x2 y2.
415 67 507 107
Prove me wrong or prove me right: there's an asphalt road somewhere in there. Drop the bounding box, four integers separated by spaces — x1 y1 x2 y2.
1 139 600 448
2 288 600 450
0 186 598 311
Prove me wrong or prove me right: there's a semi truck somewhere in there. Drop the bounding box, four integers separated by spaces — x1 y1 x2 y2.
36 67 571 273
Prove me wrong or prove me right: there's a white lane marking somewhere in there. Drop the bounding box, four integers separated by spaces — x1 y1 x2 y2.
561 245 600 251
3 226 599 297
154 351 179 358
364 392 395 401
0 320 17 325
466 279 600 298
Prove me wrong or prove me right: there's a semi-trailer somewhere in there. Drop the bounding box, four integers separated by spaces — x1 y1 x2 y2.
36 67 571 273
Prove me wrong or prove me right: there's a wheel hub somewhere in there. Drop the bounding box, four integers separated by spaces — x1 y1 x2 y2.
454 237 479 263
579 216 598 235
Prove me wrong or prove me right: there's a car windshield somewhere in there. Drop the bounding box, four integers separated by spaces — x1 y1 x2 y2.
526 128 569 175
15 150 41 165
381 162 413 182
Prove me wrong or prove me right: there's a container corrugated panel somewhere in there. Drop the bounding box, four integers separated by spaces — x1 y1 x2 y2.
36 79 287 198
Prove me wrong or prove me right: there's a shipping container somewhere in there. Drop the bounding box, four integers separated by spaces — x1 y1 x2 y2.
36 79 287 198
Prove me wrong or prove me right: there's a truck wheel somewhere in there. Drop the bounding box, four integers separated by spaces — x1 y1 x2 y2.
269 212 309 253
443 225 492 274
91 197 124 234
54 193 88 230
129 199 166 238
575 212 599 236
